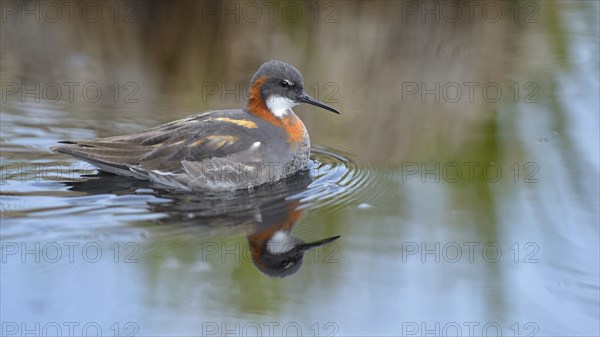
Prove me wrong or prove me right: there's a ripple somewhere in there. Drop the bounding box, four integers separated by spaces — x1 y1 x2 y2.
296 146 378 212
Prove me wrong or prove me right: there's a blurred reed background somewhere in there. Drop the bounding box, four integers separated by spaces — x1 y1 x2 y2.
3 0 589 165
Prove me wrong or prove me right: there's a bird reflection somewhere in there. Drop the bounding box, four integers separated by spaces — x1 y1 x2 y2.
64 170 340 277
247 201 339 277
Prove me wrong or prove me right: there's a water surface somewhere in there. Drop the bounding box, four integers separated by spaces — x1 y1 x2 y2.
1 1 598 336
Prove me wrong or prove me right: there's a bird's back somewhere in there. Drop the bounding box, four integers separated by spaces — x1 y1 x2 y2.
51 109 310 191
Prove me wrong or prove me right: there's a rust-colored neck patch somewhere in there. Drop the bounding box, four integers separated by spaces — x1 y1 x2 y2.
247 76 306 144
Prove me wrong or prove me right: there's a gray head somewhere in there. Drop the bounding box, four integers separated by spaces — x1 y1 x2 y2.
248 60 340 117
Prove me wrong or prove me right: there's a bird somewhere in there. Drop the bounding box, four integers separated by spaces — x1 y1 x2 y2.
51 60 340 191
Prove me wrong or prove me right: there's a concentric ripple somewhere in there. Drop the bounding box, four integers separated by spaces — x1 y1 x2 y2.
292 146 378 212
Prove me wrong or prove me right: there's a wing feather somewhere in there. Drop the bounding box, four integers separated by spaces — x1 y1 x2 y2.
51 111 262 176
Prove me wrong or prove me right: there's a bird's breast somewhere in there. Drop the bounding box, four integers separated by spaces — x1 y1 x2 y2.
281 113 308 145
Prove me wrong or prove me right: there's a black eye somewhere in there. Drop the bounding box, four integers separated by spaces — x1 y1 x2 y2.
280 80 292 88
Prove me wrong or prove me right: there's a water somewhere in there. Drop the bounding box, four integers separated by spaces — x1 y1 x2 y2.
1 1 599 336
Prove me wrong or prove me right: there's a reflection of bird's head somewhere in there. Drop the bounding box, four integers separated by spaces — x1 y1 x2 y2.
248 202 340 277
253 231 340 277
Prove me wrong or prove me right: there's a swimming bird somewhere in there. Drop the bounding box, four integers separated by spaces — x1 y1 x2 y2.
51 60 340 191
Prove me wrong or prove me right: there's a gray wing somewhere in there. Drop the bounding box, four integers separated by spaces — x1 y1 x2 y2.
51 111 263 176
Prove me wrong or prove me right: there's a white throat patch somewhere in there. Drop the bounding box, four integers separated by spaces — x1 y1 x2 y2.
266 230 295 254
265 95 299 118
